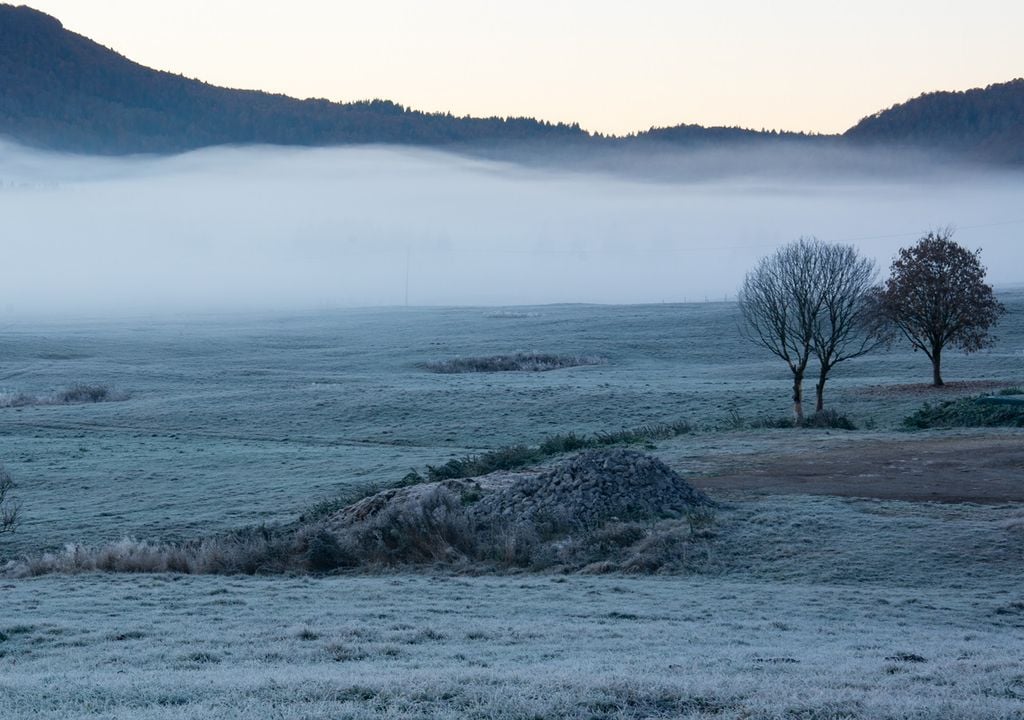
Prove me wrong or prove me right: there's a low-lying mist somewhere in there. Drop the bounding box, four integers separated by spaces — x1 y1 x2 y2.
1 140 1022 318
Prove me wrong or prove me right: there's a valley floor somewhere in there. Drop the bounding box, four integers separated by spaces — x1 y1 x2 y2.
2 569 1022 720
3 483 1023 719
1 303 1022 718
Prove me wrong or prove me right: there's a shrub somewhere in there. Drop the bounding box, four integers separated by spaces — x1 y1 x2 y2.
903 396 1024 429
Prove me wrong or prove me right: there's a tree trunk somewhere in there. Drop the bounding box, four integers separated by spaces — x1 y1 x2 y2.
815 364 829 412
792 370 805 426
931 349 944 387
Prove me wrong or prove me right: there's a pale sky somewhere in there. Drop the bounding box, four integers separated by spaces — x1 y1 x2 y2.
14 1 1024 135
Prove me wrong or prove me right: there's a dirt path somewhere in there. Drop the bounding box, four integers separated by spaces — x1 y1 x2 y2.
691 433 1024 504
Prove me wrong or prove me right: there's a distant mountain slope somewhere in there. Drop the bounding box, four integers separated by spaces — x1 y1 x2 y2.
844 79 1024 163
0 4 590 153
0 3 1021 163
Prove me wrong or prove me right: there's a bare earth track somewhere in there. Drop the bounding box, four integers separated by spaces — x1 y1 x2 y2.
694 433 1024 504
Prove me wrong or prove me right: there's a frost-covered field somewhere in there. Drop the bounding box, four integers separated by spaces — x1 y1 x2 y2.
2 296 1022 555
1 298 1023 718
4 494 1024 719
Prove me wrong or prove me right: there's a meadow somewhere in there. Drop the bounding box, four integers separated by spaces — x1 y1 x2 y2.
1 294 1022 718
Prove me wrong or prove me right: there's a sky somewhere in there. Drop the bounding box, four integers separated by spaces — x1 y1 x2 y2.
15 0 1024 136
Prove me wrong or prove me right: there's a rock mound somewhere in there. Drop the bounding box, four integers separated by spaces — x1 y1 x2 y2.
470 449 710 529
316 449 714 570
327 449 709 535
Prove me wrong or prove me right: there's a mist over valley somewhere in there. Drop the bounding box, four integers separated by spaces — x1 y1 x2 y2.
2 140 1022 317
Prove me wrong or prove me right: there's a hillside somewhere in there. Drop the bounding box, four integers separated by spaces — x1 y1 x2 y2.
0 3 1021 163
844 79 1024 163
0 4 591 154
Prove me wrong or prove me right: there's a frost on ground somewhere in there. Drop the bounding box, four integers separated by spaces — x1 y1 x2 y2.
2 494 1023 719
0 302 1022 717
1 571 1022 720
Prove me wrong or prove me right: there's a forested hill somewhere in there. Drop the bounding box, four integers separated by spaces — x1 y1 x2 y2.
844 79 1024 163
0 4 592 154
1 3 1021 163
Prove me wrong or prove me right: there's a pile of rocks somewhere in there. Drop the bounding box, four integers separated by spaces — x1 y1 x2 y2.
326 449 710 536
470 449 710 529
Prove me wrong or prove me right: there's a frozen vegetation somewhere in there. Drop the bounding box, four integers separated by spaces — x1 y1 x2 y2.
1 298 1022 717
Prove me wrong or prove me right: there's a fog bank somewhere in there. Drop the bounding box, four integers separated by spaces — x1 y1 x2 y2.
1 141 1022 317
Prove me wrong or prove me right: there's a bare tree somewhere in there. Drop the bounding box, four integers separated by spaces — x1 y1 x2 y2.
0 464 19 536
738 238 825 425
811 244 884 411
740 238 883 422
875 229 1005 387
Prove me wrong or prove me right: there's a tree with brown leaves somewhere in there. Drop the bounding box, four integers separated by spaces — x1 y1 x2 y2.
875 229 1005 387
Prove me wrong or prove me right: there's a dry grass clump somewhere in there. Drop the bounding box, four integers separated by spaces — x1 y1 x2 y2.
5 450 716 577
0 465 19 536
8 527 305 577
0 384 128 408
421 352 604 374
725 408 857 430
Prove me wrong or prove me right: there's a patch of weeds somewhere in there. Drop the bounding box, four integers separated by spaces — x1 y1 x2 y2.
422 353 604 374
995 601 1024 616
305 528 355 572
585 686 730 718
785 703 860 719
538 431 591 454
886 652 927 663
421 421 693 483
997 386 1024 396
327 642 370 662
1 385 129 408
459 486 482 505
426 445 539 481
594 420 695 445
179 651 220 665
296 627 320 641
686 506 717 537
155 694 190 707
802 408 857 430
107 630 146 641
55 384 118 403
727 409 856 430
401 628 446 644
904 395 1024 429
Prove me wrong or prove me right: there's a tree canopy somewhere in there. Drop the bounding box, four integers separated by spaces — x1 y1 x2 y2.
874 229 1005 386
